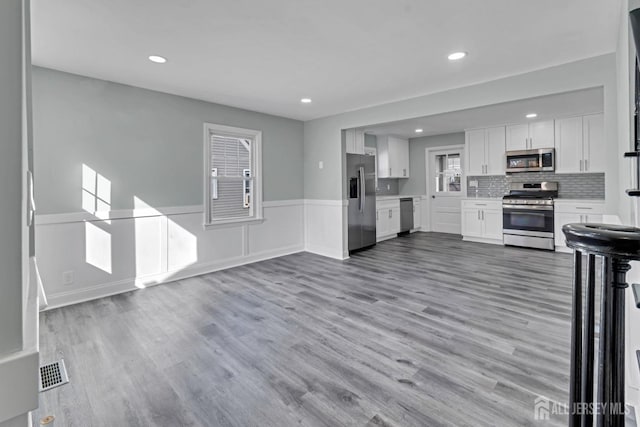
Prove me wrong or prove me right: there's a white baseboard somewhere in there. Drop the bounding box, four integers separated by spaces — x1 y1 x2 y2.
376 234 398 243
462 236 503 245
305 244 345 260
45 244 303 310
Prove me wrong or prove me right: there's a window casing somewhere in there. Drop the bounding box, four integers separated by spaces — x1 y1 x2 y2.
204 123 262 228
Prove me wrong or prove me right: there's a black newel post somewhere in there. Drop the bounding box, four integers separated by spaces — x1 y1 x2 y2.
563 223 640 427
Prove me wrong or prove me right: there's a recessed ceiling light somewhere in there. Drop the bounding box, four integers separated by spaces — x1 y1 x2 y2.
447 51 467 61
148 55 167 64
415 128 423 133
300 98 312 104
526 113 538 119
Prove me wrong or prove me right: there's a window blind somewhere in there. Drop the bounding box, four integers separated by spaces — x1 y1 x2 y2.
210 134 252 220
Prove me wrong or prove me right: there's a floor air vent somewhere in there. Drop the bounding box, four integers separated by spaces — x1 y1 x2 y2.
39 359 69 392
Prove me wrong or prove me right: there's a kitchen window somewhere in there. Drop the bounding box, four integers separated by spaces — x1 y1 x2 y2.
204 123 263 228
434 153 462 193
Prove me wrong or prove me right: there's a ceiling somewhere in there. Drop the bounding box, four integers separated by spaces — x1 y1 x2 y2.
362 87 604 139
31 0 619 121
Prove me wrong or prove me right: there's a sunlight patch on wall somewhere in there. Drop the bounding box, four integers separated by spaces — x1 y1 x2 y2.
82 164 113 273
132 196 198 289
85 222 112 274
133 197 164 288
82 164 111 222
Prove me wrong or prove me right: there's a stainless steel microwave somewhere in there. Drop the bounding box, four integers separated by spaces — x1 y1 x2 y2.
505 148 555 173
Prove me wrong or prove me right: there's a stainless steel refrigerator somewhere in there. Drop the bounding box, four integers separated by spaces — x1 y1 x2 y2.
347 154 377 253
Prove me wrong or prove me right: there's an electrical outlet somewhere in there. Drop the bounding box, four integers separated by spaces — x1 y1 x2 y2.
387 184 391 190
318 161 324 169
62 271 74 286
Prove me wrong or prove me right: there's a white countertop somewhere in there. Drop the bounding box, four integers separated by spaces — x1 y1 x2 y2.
462 197 502 201
376 194 425 201
554 198 605 203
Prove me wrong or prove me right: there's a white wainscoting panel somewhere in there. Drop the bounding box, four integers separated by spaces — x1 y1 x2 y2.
249 201 304 255
36 200 304 309
167 214 244 272
303 199 347 260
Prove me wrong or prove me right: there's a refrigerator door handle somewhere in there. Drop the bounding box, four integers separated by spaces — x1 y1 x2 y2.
27 170 36 226
359 166 365 212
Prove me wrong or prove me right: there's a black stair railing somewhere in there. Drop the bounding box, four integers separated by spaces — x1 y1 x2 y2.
563 223 640 427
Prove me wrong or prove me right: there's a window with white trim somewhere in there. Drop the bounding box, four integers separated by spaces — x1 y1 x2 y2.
204 123 262 227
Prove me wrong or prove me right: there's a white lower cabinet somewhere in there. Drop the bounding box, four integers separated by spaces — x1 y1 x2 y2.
482 208 503 240
376 199 400 241
412 200 421 231
554 201 604 249
461 199 503 244
462 209 483 238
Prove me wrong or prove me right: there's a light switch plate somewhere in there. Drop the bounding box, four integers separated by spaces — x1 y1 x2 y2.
318 161 324 169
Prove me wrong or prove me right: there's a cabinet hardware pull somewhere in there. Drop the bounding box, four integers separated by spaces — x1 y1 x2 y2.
376 211 379 220
477 210 480 220
584 159 588 171
389 209 392 219
575 207 592 210
579 160 583 171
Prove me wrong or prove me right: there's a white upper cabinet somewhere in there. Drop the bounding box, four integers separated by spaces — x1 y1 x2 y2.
506 124 529 151
506 120 554 151
485 127 506 174
555 116 583 173
377 135 410 178
345 129 365 155
554 113 604 173
583 114 605 173
528 120 555 149
466 129 486 176
465 126 505 176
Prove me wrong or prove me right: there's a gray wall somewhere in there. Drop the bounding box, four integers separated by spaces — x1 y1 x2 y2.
399 132 464 196
364 133 377 148
0 0 24 357
32 67 304 215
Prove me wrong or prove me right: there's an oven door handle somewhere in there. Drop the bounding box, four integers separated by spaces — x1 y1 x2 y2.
502 204 554 211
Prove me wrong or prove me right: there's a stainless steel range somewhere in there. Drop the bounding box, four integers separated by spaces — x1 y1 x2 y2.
502 182 558 251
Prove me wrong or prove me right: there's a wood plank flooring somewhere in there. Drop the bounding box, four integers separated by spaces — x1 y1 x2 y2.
35 233 577 426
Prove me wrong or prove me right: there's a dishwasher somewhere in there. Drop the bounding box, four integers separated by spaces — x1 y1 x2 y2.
399 198 414 235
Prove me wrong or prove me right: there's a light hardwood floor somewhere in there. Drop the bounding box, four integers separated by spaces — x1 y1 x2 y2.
35 232 576 426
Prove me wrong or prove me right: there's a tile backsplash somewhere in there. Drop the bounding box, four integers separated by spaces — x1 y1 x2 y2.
376 178 399 195
466 172 604 199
